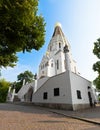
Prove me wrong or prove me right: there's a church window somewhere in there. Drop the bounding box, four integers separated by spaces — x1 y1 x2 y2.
88 86 91 89
45 62 49 67
51 63 53 67
50 46 52 51
43 92 48 99
76 90 82 99
57 60 59 69
42 71 44 74
54 88 60 96
59 43 61 48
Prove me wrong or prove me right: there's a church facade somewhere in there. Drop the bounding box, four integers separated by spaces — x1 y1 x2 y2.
38 23 78 79
17 23 97 110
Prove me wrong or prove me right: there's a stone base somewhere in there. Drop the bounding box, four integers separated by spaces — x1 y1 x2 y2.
33 103 92 111
33 102 73 110
72 104 90 111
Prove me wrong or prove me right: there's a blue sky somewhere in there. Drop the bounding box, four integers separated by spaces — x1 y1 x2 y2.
1 0 100 82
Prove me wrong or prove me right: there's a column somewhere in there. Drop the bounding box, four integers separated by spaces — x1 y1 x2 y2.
63 45 70 71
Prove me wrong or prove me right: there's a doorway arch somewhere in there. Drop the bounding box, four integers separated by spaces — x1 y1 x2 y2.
27 87 33 102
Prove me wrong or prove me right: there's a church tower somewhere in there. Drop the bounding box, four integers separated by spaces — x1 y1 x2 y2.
38 23 78 79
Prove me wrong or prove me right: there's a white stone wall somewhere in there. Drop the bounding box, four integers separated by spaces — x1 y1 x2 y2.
54 51 65 75
47 58 55 77
70 72 93 105
32 70 95 110
36 77 49 90
32 71 72 104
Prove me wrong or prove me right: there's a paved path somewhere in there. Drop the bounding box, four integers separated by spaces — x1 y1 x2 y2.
49 104 100 124
0 103 100 130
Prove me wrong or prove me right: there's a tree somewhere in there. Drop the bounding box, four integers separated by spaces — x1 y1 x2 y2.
15 70 34 92
93 38 100 89
0 0 45 68
0 78 11 102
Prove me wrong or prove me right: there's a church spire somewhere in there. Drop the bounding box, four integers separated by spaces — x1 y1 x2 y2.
52 22 65 37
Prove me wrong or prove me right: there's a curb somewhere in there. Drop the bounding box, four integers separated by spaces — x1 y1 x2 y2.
49 110 100 126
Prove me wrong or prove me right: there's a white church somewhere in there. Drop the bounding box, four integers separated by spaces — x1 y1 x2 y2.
8 23 97 110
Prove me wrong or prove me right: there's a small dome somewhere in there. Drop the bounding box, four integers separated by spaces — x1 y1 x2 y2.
55 22 62 28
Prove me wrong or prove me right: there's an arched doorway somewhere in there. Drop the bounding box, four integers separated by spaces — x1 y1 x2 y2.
27 87 33 102
88 92 93 107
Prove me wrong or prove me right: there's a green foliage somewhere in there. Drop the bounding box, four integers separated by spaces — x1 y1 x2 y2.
93 61 100 74
0 0 45 68
17 70 34 83
15 70 34 93
0 54 18 68
0 79 10 102
93 38 100 89
15 81 22 93
98 96 100 101
93 38 100 59
0 78 11 88
93 76 100 89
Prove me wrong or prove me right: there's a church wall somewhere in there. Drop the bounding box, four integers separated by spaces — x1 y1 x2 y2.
38 64 48 78
37 77 49 90
70 72 95 110
47 58 55 77
54 51 65 75
32 71 72 106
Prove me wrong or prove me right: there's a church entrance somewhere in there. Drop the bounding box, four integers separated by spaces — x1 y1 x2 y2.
27 88 33 102
88 92 93 107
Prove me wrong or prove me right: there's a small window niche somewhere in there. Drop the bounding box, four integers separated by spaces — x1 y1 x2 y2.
88 86 91 89
57 60 59 70
54 88 60 96
59 43 61 48
43 92 48 100
51 63 53 67
50 46 52 51
76 90 82 99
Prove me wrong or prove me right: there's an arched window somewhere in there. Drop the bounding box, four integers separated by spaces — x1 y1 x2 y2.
51 63 53 67
59 43 61 48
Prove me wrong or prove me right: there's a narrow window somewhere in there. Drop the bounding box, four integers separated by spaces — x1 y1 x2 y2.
77 90 82 99
51 63 53 67
50 46 52 51
45 62 49 67
88 86 91 89
59 43 61 48
57 60 59 69
54 88 59 96
43 92 48 99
